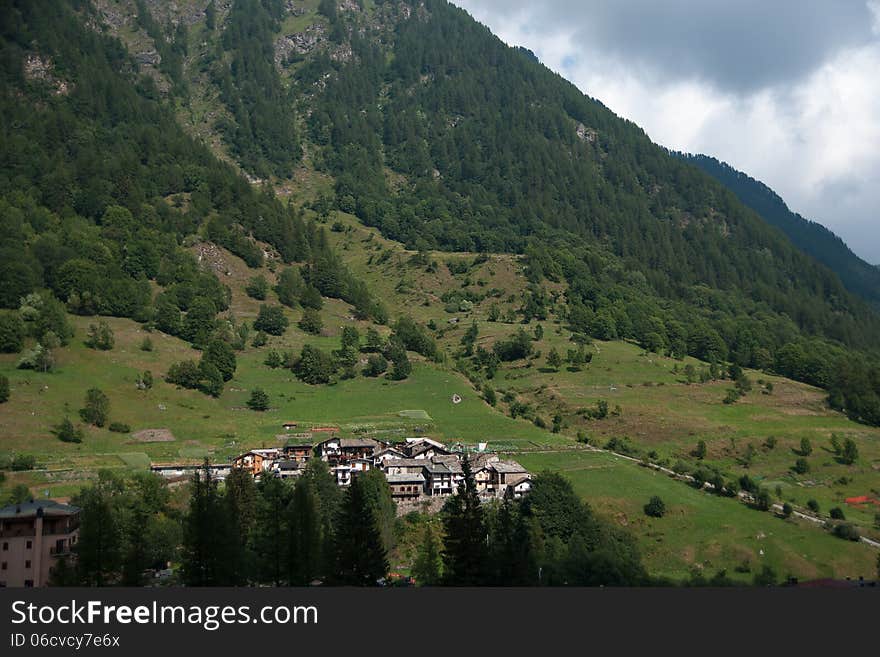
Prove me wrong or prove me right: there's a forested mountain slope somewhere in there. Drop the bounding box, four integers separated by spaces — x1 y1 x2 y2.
0 0 879 426
677 153 880 309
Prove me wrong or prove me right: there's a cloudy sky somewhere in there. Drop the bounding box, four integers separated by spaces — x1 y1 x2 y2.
455 0 880 264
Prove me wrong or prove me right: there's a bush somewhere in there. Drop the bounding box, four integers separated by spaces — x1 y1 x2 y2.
363 354 388 377
253 305 288 336
252 331 268 347
298 308 323 335
108 422 130 433
292 345 337 385
79 388 109 427
752 489 772 511
166 360 203 389
0 312 25 353
85 321 114 350
781 503 793 518
246 387 270 411
792 458 810 474
0 374 8 403
245 275 269 300
644 496 666 518
829 507 846 520
832 523 860 541
806 499 820 513
140 336 154 352
202 338 236 382
264 350 282 368
8 454 36 471
53 418 84 443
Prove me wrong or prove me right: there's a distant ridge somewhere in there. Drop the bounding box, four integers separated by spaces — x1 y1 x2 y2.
677 153 880 308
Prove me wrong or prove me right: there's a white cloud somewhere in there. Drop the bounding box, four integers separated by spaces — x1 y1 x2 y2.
455 1 880 264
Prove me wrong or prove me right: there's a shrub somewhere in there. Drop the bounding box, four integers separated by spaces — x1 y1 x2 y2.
781 503 793 518
85 321 115 350
792 458 809 474
245 275 269 300
829 507 846 520
108 422 130 433
79 388 109 427
644 496 666 518
0 374 8 403
298 308 323 335
140 336 154 352
253 305 288 336
53 418 84 444
832 523 860 541
9 454 36 471
246 387 270 411
806 499 820 513
363 354 388 377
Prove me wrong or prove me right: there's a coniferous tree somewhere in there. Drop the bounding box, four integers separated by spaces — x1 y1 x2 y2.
287 480 323 585
252 476 293 585
80 388 110 427
412 523 443 586
333 475 388 586
74 480 122 586
181 462 232 585
224 468 257 584
441 455 489 585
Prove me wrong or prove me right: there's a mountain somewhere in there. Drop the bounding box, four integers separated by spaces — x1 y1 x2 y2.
2 0 880 582
1 0 879 427
677 153 880 308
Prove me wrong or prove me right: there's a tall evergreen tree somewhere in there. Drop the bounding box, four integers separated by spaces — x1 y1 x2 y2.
180 461 232 585
333 475 388 586
287 480 323 585
412 522 443 586
441 455 489 585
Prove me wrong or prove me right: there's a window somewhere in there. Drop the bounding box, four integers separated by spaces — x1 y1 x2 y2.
1 562 6 571
25 560 31 569
1 542 7 551
24 580 33 588
25 540 32 549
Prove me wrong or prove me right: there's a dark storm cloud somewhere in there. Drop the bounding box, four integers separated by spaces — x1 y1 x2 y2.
459 0 876 92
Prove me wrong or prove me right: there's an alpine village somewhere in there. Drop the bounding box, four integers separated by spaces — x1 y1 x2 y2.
1 0 880 589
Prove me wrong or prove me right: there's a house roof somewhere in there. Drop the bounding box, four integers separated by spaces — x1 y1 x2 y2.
0 499 80 519
491 460 527 474
338 438 379 449
423 461 453 474
431 455 464 473
277 460 302 471
507 474 532 487
382 458 424 469
373 447 406 458
283 438 314 449
386 473 426 484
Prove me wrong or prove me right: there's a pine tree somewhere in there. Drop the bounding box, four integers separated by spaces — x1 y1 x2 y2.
224 468 257 584
547 347 562 370
333 475 388 586
287 480 323 585
441 455 489 585
79 388 110 427
252 476 292 585
74 483 122 586
181 461 232 585
247 387 270 411
412 523 442 586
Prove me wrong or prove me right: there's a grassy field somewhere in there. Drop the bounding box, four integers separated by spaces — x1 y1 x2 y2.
1 232 878 580
515 449 878 582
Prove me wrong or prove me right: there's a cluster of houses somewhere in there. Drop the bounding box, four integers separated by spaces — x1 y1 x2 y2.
228 432 532 502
